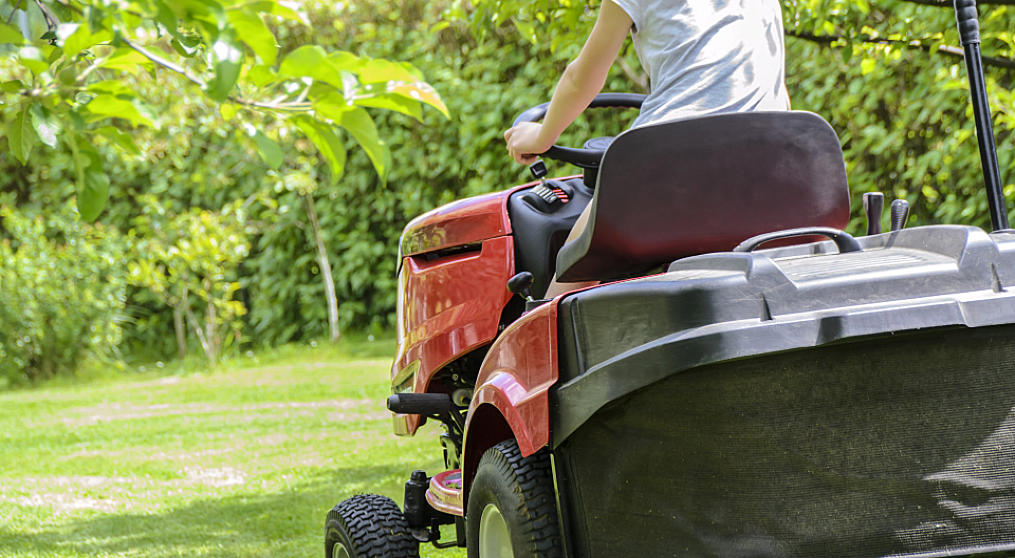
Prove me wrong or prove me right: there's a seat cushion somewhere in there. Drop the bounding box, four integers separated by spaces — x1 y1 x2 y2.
556 111 851 282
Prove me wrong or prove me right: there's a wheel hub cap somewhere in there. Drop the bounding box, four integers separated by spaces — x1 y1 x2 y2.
479 502 513 558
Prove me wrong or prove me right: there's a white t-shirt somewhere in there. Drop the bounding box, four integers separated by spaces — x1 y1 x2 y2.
608 0 790 127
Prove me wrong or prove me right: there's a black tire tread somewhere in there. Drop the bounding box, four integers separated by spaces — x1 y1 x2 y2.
325 493 420 558
469 439 563 558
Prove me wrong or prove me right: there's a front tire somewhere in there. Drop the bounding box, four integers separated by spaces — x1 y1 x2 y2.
466 440 563 558
324 494 420 558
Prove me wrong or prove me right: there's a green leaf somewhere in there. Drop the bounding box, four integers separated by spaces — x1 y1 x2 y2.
86 94 155 128
7 106 36 164
61 22 113 58
153 0 178 36
220 103 237 121
860 57 876 75
170 35 202 57
245 64 278 87
314 99 389 180
237 1 306 23
292 115 346 183
355 58 420 84
311 92 352 121
95 126 141 156
87 79 134 96
279 45 343 88
99 48 154 74
387 81 449 118
30 106 60 148
0 22 25 46
1 80 24 93
354 92 422 121
226 9 277 65
179 0 226 25
70 138 109 221
17 46 50 75
77 170 110 222
206 34 244 102
251 129 283 169
340 109 389 179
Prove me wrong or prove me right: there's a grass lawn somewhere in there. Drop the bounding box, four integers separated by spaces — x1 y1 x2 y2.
0 337 466 557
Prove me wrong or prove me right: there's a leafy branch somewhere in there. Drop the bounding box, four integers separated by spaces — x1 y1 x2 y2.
118 36 311 113
900 0 1015 5
0 0 449 221
787 31 1015 71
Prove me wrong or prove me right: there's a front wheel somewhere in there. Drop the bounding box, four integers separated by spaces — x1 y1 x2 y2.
324 494 420 558
466 440 563 558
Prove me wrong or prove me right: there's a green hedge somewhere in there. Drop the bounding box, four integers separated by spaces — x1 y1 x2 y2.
0 205 126 385
2 0 1012 369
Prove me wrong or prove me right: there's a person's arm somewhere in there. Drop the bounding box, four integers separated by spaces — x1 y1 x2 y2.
504 0 633 165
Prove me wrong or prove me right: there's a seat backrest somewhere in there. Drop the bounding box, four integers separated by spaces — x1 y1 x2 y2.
555 111 851 282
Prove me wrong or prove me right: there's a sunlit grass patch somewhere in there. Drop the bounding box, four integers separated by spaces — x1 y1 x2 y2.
0 338 465 557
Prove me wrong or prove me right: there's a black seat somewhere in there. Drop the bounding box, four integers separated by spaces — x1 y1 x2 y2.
556 111 851 282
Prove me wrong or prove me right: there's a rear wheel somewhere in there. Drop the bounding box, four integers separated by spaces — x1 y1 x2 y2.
466 440 562 558
324 494 420 558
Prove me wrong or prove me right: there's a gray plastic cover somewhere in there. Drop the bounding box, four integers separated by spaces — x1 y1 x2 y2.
555 225 1015 442
551 225 1015 558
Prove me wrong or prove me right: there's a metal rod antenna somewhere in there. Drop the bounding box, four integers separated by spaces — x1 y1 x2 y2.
954 0 1009 231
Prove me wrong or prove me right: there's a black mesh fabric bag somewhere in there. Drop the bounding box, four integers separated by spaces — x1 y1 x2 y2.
554 325 1015 558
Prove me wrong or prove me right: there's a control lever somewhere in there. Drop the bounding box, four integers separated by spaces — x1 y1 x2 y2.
507 271 549 312
507 272 534 302
890 199 911 231
524 161 567 210
529 161 548 185
863 192 884 235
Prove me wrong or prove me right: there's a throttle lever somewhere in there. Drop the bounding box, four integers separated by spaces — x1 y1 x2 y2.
890 199 911 231
528 161 548 184
863 192 884 235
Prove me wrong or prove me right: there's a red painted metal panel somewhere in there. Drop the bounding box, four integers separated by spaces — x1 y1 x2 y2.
458 301 559 502
400 190 514 258
466 302 558 457
389 177 580 436
399 178 579 258
392 236 516 435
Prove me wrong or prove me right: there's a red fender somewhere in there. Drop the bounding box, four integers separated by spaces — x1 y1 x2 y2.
461 301 559 499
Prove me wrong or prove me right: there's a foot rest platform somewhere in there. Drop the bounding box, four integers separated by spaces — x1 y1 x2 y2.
426 469 463 517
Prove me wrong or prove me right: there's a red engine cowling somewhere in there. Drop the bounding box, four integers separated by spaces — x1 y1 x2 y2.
391 187 527 436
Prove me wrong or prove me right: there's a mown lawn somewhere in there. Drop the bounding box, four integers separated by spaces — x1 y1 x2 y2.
0 338 466 557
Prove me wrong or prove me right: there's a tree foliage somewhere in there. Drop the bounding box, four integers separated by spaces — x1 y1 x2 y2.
0 203 126 385
127 196 250 365
3 0 1015 377
0 0 447 220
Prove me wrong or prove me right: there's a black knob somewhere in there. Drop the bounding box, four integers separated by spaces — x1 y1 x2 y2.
507 271 534 301
528 161 547 181
863 192 884 235
890 199 911 231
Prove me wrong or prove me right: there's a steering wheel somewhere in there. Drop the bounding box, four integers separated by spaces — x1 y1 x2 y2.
512 93 646 168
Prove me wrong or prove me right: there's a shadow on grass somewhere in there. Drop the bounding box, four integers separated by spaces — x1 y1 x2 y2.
0 465 413 558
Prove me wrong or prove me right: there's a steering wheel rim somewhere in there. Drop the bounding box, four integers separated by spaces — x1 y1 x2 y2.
512 92 645 168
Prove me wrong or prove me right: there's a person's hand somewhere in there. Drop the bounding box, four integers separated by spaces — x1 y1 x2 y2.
504 122 555 165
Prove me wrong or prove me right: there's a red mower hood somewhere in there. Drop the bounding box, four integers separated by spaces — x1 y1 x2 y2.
399 190 517 258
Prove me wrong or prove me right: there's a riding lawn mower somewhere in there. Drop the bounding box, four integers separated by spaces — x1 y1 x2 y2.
325 1 1015 556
